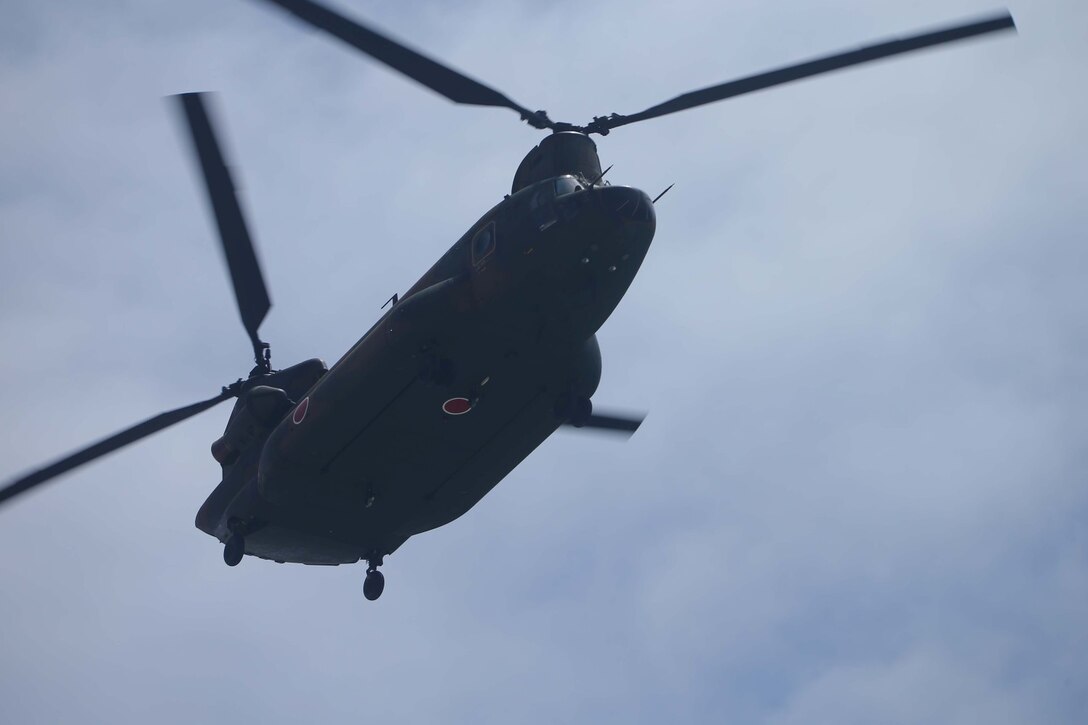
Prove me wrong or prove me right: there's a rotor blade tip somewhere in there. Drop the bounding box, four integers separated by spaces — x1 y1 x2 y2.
990 10 1017 32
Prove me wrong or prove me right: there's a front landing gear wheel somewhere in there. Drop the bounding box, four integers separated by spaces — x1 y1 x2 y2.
363 570 385 600
223 533 245 567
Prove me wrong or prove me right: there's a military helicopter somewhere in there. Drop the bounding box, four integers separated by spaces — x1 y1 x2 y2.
0 0 1014 601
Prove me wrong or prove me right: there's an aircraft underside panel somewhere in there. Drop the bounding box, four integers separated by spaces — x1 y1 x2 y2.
237 321 599 565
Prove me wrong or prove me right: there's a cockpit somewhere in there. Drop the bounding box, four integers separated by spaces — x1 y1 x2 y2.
553 175 584 198
530 175 587 231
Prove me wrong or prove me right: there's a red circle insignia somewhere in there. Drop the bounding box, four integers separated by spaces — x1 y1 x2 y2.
442 397 472 416
292 397 310 425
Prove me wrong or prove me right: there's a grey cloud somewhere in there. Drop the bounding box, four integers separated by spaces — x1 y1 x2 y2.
1 1 1086 723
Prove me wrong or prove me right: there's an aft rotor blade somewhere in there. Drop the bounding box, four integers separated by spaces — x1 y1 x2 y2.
177 93 272 368
587 12 1015 134
566 412 645 437
0 391 234 509
255 0 554 129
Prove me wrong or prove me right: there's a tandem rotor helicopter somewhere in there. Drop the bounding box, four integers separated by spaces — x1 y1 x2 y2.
0 0 1015 600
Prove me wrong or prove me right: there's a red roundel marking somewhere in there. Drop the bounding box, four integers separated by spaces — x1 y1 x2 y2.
292 397 310 425
442 397 472 416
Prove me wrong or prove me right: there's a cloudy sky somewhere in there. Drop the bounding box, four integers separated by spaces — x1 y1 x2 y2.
1 0 1085 722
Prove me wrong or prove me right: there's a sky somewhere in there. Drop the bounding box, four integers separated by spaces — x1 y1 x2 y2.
0 0 1085 722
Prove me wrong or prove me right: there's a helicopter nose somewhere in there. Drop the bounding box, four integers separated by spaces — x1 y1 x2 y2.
597 185 656 224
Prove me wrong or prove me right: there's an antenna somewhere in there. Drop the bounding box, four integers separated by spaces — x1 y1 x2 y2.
652 184 675 204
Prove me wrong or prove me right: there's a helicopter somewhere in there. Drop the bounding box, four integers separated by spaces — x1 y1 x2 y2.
0 0 1015 601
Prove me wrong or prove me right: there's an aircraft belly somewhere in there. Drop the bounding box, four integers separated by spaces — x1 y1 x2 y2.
237 373 561 566
314 336 572 551
247 259 606 563
253 333 588 562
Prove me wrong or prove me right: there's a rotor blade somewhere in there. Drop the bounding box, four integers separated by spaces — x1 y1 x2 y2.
565 411 645 437
176 92 272 368
254 0 554 129
0 391 234 509
587 12 1015 134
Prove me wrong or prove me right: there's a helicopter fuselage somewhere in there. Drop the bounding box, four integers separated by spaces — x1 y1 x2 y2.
196 170 656 564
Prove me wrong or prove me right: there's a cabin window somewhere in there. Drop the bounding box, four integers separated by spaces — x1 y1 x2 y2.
472 223 496 263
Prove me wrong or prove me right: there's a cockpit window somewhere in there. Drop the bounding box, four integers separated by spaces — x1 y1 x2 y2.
472 222 496 263
530 189 557 231
554 176 582 198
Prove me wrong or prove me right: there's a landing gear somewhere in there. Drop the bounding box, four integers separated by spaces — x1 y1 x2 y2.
223 532 245 566
363 552 385 601
223 519 245 567
363 570 385 600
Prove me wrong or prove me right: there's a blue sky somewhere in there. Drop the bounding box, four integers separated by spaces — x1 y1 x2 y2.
1 1 1085 722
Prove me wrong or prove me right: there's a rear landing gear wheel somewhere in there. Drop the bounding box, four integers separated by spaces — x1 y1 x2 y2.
223 533 245 567
363 569 385 601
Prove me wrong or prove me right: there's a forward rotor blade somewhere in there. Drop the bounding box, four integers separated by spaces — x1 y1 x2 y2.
177 93 271 368
565 411 645 437
255 0 554 129
0 391 234 509
587 12 1015 134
